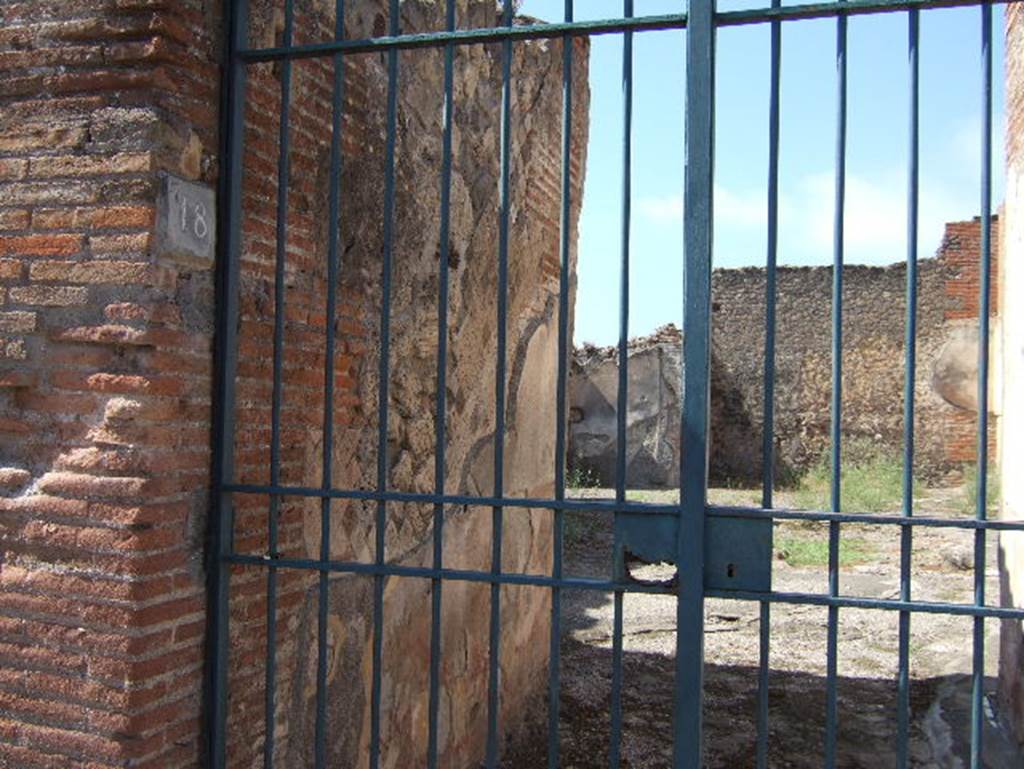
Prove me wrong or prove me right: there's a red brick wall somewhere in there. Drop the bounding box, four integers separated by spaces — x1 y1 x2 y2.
0 1 219 767
224 6 370 766
936 216 1000 467
941 216 1000 322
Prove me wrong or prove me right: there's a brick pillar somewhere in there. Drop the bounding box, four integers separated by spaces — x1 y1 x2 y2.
0 2 219 766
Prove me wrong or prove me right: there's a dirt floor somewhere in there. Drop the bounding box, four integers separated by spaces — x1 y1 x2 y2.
502 486 1022 769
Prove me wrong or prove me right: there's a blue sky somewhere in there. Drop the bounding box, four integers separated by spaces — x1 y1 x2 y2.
517 0 1006 344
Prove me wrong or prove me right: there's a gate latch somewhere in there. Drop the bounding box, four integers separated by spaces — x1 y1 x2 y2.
614 511 772 593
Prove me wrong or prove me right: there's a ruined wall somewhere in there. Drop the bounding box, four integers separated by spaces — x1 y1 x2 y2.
0 1 588 767
710 223 998 486
1000 1 1024 747
569 220 999 489
568 325 756 488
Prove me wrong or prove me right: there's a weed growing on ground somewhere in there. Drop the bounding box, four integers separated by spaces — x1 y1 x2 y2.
960 462 1000 516
774 533 874 567
567 464 601 490
791 439 918 513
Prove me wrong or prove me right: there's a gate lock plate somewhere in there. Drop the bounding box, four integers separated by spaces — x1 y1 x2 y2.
614 511 772 593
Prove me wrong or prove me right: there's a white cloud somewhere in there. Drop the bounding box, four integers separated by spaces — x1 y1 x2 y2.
783 169 975 264
636 185 767 228
637 170 980 266
716 185 769 229
637 194 683 222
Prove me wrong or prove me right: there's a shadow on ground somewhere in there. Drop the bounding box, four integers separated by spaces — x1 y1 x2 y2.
499 501 1020 769
504 600 1008 769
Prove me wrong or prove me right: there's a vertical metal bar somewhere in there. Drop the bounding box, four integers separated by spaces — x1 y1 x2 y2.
675 0 714 767
209 1 249 766
756 603 771 766
761 3 781 513
610 2 633 766
757 2 782 766
370 2 400 767
897 9 919 769
971 6 993 768
826 6 848 767
485 3 514 766
548 2 575 767
265 3 295 765
315 3 345 768
427 2 456 766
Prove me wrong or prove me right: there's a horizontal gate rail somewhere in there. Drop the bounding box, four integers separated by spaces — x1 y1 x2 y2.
232 0 1011 63
219 483 1024 530
717 0 1007 25
220 553 1024 620
237 15 690 62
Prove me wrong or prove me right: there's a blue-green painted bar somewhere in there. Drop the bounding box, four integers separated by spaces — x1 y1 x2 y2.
676 1 715 766
223 550 1024 621
209 0 249 765
826 5 848 766
897 9 919 769
240 14 687 62
717 0 1008 26
426 3 456 767
221 483 1024 532
611 2 634 765
485 5 514 766
710 504 1024 531
610 587 626 767
757 603 771 765
971 6 993 768
370 3 401 768
757 0 781 764
235 0 1014 65
548 1 575 766
314 3 345 767
761 7 781 516
265 2 295 764
703 589 1024 619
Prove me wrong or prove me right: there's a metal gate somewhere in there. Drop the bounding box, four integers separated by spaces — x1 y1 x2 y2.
208 0 1021 767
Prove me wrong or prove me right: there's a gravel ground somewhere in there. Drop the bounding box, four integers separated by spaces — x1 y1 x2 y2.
501 487 1021 769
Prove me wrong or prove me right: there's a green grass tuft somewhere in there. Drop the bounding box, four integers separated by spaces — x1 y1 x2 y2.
775 534 874 567
960 462 1000 517
791 439 918 514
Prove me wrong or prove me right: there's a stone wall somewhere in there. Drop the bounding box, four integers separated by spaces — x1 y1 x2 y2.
1000 1 1024 748
569 218 999 489
0 2 588 767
